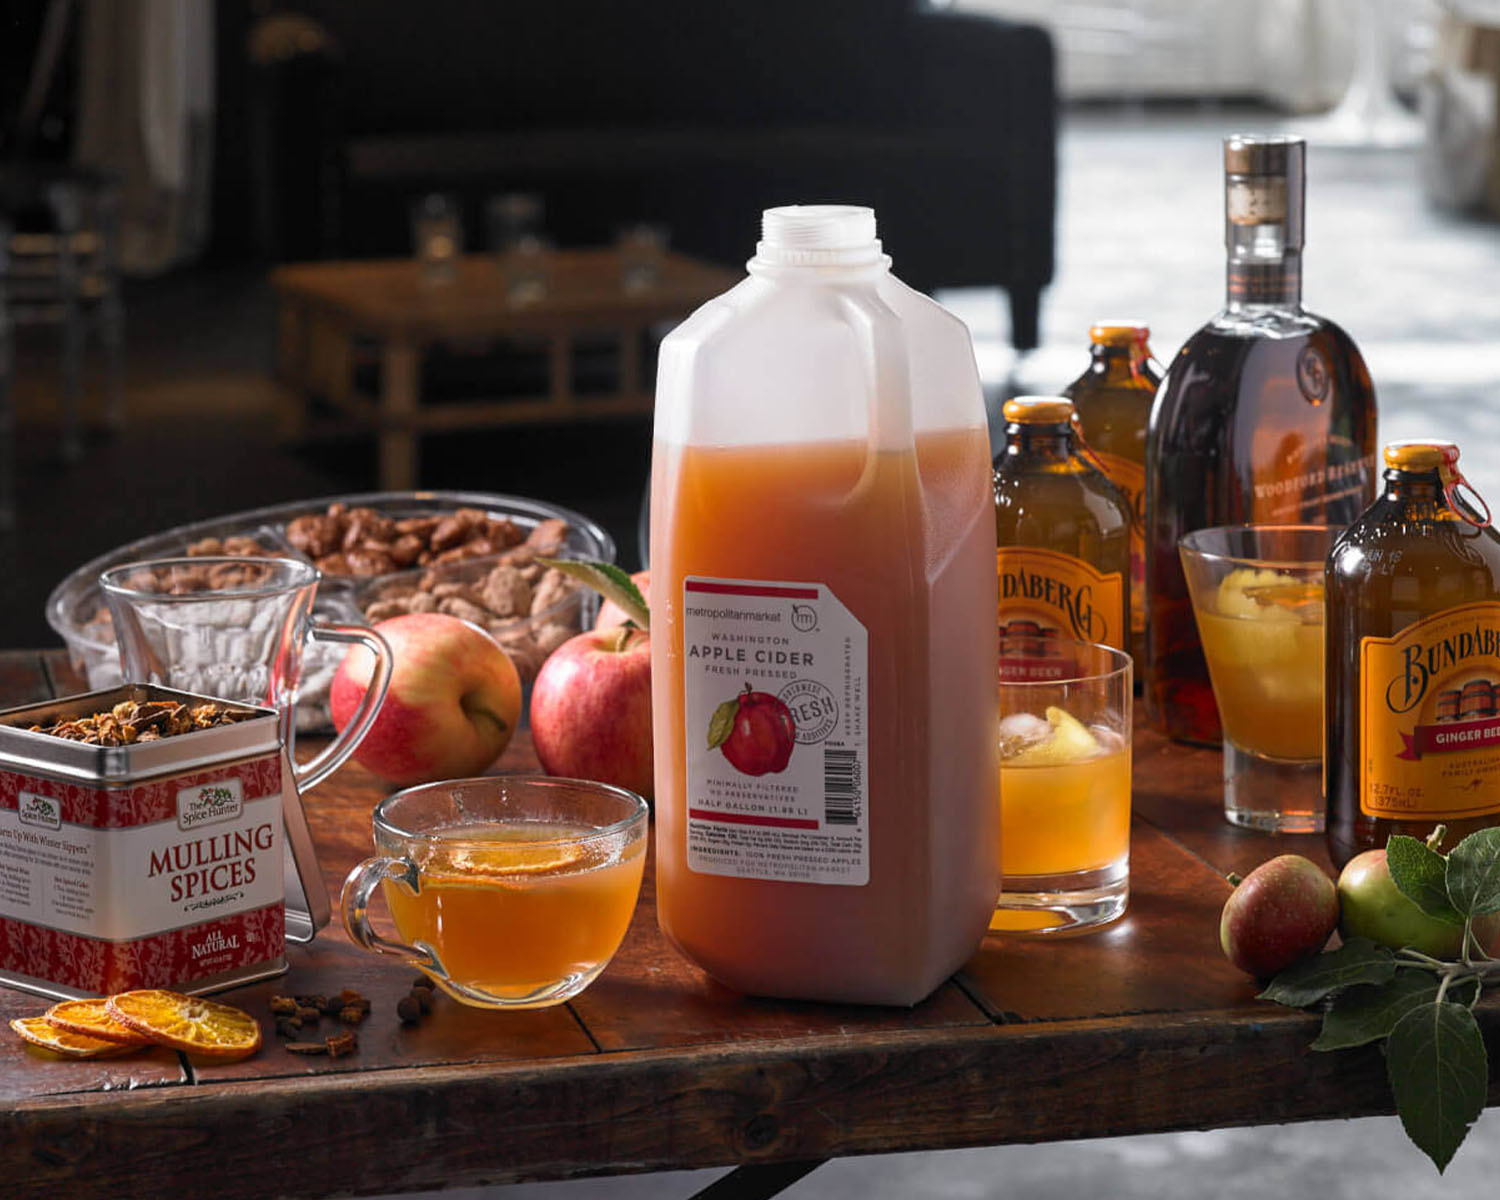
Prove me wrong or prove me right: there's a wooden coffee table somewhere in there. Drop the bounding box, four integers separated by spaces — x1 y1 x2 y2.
271 249 740 490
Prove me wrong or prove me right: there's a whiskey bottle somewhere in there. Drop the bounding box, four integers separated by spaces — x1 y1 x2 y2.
1063 321 1162 669
1145 135 1378 745
995 396 1131 677
1325 442 1500 869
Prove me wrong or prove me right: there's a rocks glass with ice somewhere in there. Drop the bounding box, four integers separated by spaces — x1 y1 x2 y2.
1178 525 1340 833
992 639 1132 934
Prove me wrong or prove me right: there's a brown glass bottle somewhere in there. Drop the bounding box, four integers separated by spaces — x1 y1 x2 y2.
1146 135 1378 745
1063 321 1162 669
994 397 1131 667
1325 442 1500 869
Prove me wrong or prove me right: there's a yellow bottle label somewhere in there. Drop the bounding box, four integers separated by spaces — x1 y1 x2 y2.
1359 601 1500 820
1087 449 1145 636
997 547 1126 681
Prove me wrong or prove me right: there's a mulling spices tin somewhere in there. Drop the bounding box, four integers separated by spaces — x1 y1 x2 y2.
0 685 328 1000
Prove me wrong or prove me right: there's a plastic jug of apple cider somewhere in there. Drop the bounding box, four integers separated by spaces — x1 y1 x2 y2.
649 205 999 1005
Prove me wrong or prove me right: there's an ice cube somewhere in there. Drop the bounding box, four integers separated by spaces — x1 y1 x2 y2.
999 711 1052 760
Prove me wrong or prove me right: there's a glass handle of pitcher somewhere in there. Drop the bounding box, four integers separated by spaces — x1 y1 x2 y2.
297 624 393 793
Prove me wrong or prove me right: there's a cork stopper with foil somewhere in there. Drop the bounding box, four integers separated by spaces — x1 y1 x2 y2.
1224 135 1303 228
1003 396 1075 425
1383 441 1455 472
1089 321 1150 347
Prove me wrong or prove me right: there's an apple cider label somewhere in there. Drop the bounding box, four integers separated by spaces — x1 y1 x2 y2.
681 577 869 886
997 547 1126 679
1360 602 1500 820
1088 450 1146 636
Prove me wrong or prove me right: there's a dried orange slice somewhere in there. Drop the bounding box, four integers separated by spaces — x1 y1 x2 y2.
105 989 262 1061
11 1016 137 1059
44 998 153 1047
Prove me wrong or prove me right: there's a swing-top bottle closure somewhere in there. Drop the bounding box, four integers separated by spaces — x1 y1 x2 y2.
1385 440 1492 528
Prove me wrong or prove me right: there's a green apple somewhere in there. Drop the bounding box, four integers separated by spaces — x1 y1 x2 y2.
1337 849 1500 958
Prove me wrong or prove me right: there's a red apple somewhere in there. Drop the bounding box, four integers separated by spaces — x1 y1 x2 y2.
331 613 522 786
594 570 650 632
529 625 653 799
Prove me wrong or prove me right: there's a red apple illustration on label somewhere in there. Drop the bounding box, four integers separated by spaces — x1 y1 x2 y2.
708 684 797 775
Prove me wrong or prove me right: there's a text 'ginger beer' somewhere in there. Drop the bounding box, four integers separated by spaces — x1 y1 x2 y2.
649 206 999 1005
1325 442 1500 868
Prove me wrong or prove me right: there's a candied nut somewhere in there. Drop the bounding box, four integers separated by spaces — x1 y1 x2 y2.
315 552 352 575
222 536 267 556
430 581 481 602
396 995 422 1025
438 597 491 625
518 561 545 584
389 534 424 567
188 536 224 555
374 579 420 601
286 514 344 559
434 540 493 565
275 1017 302 1038
526 518 569 556
534 621 576 658
325 1030 358 1058
284 1041 328 1056
407 591 439 614
337 1006 368 1025
481 566 532 618
364 600 408 622
343 549 397 577
268 995 298 1016
429 514 470 551
529 569 577 616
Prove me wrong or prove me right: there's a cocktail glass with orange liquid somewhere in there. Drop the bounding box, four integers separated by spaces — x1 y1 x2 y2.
1179 525 1340 833
341 776 647 1008
992 640 1132 934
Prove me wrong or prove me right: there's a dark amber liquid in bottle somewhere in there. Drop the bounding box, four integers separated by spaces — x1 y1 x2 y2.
1147 319 1378 743
994 412 1132 650
1325 464 1500 868
1064 328 1161 670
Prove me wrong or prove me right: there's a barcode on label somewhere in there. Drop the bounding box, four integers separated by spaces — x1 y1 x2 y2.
822 749 860 826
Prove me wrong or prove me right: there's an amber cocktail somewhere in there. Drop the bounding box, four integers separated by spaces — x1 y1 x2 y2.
1179 525 1339 833
992 641 1132 934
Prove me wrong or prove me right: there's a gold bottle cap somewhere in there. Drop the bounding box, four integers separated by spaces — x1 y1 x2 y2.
1383 441 1457 472
1003 396 1075 425
1088 321 1150 347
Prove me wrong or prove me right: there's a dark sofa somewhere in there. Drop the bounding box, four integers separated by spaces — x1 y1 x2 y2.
252 1 1056 348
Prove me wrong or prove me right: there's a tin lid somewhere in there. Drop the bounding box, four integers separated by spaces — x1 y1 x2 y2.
0 684 279 782
1003 396 1075 425
1088 321 1150 347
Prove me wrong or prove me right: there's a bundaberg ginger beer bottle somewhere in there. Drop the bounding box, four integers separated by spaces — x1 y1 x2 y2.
1147 135 1378 745
1325 441 1500 868
995 396 1131 677
1063 321 1162 669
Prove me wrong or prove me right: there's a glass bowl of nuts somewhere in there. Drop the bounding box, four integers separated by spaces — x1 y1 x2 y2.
46 492 616 728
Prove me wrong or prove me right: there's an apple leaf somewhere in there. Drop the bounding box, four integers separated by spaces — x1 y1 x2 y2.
1257 938 1396 1007
707 699 739 750
1311 972 1438 1051
1387 835 1463 926
539 559 649 631
1445 828 1500 919
1385 1000 1488 1173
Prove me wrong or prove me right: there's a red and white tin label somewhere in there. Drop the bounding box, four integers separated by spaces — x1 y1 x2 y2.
0 755 286 994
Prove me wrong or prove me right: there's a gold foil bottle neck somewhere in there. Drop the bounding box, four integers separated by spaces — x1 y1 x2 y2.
1088 321 1151 348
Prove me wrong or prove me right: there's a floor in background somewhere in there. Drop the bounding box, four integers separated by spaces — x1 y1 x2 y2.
4 104 1500 1194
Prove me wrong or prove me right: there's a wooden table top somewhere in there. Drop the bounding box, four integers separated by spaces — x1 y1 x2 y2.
270 249 741 339
1 649 1493 1199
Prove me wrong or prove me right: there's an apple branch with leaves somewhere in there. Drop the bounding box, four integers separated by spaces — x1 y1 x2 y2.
1258 827 1500 1173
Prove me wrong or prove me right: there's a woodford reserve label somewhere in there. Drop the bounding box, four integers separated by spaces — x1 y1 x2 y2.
997 547 1126 681
1360 601 1500 820
0 754 286 994
1088 449 1146 638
